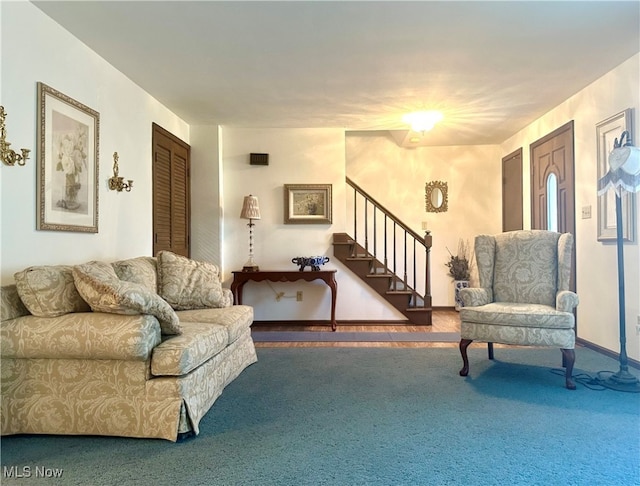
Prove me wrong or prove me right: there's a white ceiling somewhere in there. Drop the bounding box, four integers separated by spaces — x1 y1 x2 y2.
33 1 640 146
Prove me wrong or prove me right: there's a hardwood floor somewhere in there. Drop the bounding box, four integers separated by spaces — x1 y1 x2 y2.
252 309 462 348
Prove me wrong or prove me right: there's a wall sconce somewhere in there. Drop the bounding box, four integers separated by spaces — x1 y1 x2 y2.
108 152 133 192
0 106 30 166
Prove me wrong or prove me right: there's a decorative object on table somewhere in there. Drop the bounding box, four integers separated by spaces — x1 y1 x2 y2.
284 184 332 224
37 82 99 233
425 180 448 213
291 256 330 271
596 129 640 393
108 152 133 192
596 109 635 242
240 194 261 272
445 239 472 310
0 106 30 166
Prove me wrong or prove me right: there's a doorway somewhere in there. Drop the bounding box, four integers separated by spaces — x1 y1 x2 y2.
152 123 191 257
502 148 523 232
530 120 576 290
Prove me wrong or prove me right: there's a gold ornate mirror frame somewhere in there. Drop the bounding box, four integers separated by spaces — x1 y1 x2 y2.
425 180 448 213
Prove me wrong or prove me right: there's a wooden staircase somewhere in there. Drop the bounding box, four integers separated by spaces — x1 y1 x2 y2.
333 232 432 325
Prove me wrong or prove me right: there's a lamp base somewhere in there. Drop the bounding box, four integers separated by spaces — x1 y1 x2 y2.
242 264 260 272
595 369 640 393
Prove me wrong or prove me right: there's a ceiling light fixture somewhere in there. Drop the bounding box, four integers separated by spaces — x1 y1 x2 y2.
402 110 443 133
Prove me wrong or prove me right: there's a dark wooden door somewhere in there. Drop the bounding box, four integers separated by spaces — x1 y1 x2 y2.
152 123 190 257
502 148 523 232
530 120 575 289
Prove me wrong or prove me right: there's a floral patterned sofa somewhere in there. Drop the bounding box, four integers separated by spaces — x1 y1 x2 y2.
0 251 257 441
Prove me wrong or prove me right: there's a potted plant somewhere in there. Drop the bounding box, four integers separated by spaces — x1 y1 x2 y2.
445 239 473 310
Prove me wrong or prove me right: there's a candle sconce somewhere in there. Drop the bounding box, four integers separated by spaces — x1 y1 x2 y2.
0 106 30 166
108 152 133 192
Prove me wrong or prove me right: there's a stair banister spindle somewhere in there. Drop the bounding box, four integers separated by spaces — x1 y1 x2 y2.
353 186 357 257
412 239 417 307
393 221 397 291
364 198 369 253
403 230 408 288
383 215 388 272
373 206 377 261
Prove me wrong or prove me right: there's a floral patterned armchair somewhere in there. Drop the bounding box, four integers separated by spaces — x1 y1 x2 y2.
458 230 579 389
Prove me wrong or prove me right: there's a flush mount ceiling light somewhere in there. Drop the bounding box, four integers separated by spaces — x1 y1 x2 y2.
402 110 443 133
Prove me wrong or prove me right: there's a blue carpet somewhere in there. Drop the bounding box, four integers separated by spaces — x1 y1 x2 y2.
252 331 460 342
2 346 639 486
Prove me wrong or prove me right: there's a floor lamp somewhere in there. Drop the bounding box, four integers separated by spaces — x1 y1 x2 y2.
597 130 640 392
240 195 261 272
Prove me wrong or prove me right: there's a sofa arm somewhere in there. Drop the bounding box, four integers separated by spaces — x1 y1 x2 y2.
220 288 234 308
556 290 579 312
459 287 492 307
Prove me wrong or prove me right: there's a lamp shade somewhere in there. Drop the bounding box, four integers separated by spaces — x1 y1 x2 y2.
240 195 261 220
598 131 640 196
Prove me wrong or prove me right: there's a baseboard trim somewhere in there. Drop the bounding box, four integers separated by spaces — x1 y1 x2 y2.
577 338 640 370
252 309 456 327
252 319 411 326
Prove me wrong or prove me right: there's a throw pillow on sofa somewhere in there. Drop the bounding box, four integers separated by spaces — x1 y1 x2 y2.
157 251 224 310
72 261 182 335
14 265 91 317
112 256 158 293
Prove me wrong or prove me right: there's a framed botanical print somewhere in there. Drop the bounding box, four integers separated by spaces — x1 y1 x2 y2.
37 82 99 232
284 184 332 224
596 109 635 242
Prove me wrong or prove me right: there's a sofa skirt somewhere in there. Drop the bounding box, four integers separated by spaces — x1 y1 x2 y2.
1 329 257 441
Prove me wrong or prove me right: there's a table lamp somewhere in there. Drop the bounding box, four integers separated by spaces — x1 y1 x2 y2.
240 195 261 272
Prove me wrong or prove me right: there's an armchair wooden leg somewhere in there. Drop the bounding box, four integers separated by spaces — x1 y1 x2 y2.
561 348 576 390
487 342 494 360
459 339 473 376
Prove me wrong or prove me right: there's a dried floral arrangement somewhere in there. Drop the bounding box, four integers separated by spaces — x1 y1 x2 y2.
445 239 473 281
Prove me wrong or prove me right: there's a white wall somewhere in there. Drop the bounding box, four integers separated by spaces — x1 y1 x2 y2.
346 134 502 306
501 53 640 361
0 1 189 283
190 125 222 265
220 127 404 321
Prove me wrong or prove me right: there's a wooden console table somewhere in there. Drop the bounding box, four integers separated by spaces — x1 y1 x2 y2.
231 270 338 331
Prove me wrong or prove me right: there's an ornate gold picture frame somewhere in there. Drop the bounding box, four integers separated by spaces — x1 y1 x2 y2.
425 180 448 213
37 82 100 233
284 184 332 224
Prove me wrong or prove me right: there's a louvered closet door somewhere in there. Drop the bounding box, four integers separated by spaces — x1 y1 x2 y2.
152 123 190 257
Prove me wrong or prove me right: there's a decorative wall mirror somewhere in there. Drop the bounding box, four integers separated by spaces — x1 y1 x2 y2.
425 180 448 213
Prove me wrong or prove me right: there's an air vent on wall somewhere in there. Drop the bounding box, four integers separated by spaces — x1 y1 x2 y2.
250 153 269 165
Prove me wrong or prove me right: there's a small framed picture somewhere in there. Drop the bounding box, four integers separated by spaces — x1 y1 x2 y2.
596 109 635 242
284 184 332 224
37 82 100 233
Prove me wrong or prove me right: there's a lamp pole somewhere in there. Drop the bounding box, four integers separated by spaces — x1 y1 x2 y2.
596 130 640 392
597 193 640 391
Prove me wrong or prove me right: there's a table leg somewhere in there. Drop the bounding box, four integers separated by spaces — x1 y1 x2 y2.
231 281 245 305
327 274 337 331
